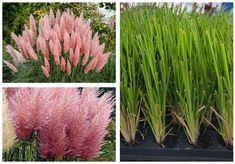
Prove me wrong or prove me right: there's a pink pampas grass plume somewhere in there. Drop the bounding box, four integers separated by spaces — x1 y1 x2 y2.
6 45 24 66
60 57 66 72
41 65 49 77
49 39 54 54
44 57 50 73
11 32 20 46
70 31 76 49
69 48 74 62
5 87 115 160
3 60 18 73
53 38 61 65
96 53 110 71
29 14 37 37
37 36 49 60
63 31 70 53
67 60 71 76
26 42 38 60
76 88 114 160
7 88 44 140
38 100 68 160
84 56 98 74
73 42 81 67
60 16 66 39
38 88 81 159
49 8 55 27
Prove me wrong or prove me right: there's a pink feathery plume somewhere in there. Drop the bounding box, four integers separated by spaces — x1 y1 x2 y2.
67 60 71 76
38 88 79 159
38 100 68 160
7 88 45 140
26 42 38 61
39 15 51 40
44 58 50 73
56 10 61 25
4 88 18 99
23 24 35 46
6 45 20 66
50 30 57 44
54 23 61 40
84 56 98 74
22 29 32 46
49 40 54 54
64 11 74 33
49 8 54 27
81 34 92 66
41 65 49 77
19 37 30 59
4 88 18 117
53 38 61 65
3 60 18 73
37 36 49 60
96 53 110 71
29 14 37 38
60 57 66 72
76 88 114 160
69 48 74 62
70 31 76 49
60 15 66 40
63 31 70 53
5 87 114 160
73 42 81 67
11 32 20 46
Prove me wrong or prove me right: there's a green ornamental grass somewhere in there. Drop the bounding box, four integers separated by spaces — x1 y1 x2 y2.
120 10 141 144
121 3 233 147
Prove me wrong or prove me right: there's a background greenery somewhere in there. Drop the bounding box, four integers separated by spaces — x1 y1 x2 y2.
3 3 116 83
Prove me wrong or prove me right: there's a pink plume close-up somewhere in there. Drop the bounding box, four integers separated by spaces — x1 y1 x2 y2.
5 88 115 160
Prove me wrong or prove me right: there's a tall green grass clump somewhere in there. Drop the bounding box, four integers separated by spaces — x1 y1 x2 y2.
137 6 171 144
121 3 233 147
120 10 141 144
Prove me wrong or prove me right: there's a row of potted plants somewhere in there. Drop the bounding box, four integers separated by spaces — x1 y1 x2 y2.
120 4 232 160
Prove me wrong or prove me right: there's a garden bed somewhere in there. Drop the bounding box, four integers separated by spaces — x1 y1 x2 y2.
120 125 233 161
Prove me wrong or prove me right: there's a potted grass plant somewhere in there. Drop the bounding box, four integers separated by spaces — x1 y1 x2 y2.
120 3 233 161
120 11 141 144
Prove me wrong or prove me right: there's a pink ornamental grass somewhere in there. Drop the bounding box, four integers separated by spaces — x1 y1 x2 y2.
5 88 114 160
4 8 111 79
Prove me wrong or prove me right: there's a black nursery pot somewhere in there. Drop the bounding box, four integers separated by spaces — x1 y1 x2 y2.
120 125 233 161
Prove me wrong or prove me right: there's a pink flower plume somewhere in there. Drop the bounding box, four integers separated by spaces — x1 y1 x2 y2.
37 36 49 60
3 60 18 73
60 57 66 72
44 57 50 73
5 88 114 160
67 60 71 76
29 14 37 38
41 65 49 77
63 31 70 54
